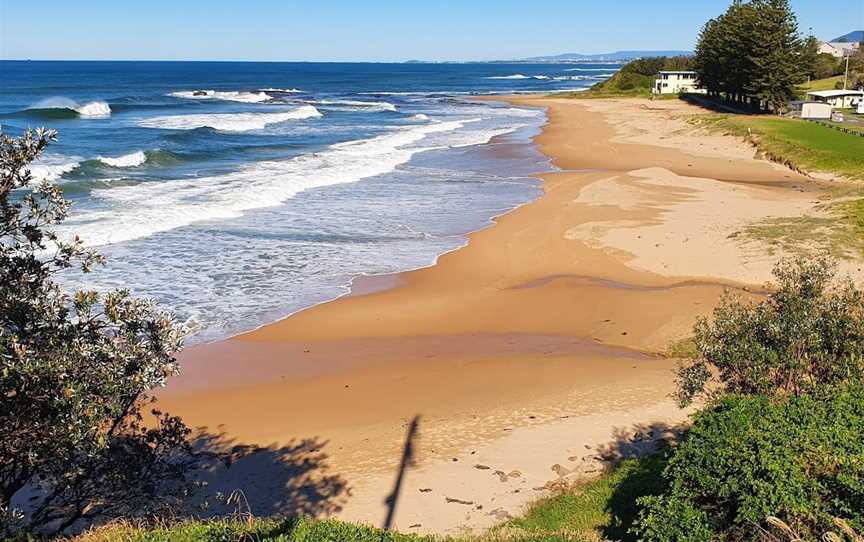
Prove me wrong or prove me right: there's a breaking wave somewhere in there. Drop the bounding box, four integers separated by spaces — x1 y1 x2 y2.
27 155 81 182
313 99 398 112
167 90 272 103
63 119 485 246
258 87 304 93
138 105 322 131
24 98 111 118
96 150 148 168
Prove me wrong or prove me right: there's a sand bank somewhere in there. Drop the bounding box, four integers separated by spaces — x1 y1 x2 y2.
159 96 827 534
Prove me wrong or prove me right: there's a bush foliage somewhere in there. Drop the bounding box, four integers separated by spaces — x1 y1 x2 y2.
591 56 693 93
695 0 813 112
634 386 864 541
0 129 190 536
675 257 864 407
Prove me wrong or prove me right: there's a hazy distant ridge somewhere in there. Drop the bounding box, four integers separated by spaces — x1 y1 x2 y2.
832 30 863 42
522 50 693 62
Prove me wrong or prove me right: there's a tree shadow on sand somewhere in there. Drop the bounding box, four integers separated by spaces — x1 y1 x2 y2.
592 422 687 542
185 431 350 520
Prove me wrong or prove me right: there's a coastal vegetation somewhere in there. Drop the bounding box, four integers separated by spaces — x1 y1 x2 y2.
694 0 816 112
692 113 864 180
0 130 192 536
636 258 864 541
562 56 693 98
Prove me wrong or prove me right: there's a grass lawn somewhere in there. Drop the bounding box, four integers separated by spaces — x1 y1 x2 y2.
799 75 844 93
66 457 668 542
695 114 864 181
497 455 667 542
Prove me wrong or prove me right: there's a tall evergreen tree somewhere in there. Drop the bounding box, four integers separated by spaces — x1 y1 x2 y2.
744 0 807 112
800 34 821 81
694 0 809 111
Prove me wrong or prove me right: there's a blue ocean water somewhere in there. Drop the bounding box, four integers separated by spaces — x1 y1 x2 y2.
0 61 618 342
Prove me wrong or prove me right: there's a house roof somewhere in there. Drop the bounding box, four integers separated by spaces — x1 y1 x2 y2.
807 89 864 98
657 71 697 75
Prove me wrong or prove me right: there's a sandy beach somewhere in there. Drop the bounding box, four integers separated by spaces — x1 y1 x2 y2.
158 96 833 534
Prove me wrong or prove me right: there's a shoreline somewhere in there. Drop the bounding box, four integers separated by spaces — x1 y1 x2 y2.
182 118 550 348
158 95 826 534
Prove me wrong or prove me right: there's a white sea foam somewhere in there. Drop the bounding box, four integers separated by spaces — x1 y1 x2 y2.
139 105 322 131
313 99 397 112
485 74 532 80
168 90 272 103
97 150 147 168
26 154 81 182
259 87 304 93
77 101 112 117
564 67 621 72
65 119 483 247
411 113 430 121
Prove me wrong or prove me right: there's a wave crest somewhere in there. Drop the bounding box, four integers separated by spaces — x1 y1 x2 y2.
313 99 397 112
138 105 322 132
26 97 111 118
168 90 272 103
63 119 482 246
96 150 148 168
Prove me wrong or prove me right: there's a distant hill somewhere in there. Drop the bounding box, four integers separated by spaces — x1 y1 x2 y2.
833 31 863 42
522 50 692 62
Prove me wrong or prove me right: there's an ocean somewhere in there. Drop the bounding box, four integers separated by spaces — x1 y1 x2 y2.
0 61 618 343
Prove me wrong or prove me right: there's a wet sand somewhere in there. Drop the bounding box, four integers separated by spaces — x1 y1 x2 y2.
158 96 824 534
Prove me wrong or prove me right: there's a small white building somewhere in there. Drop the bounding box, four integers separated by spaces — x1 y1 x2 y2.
806 89 864 109
790 100 832 119
818 41 860 58
653 71 706 95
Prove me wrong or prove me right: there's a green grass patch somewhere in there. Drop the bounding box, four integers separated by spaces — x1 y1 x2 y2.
664 337 698 359
499 455 667 542
736 196 864 259
59 456 670 542
70 518 440 542
694 113 864 180
799 75 844 93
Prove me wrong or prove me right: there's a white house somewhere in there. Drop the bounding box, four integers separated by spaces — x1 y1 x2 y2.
818 41 860 58
653 71 706 95
806 89 864 109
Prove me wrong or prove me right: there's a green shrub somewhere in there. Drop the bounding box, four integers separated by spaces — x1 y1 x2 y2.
675 258 864 407
1 130 190 535
634 386 864 541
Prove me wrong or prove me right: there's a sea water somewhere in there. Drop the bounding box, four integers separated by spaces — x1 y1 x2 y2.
0 61 618 343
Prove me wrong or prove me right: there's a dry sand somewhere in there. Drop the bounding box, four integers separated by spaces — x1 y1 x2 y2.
158 96 835 535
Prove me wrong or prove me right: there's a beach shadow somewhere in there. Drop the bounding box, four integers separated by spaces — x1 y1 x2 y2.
679 93 760 114
186 431 350 519
382 415 420 532
593 422 687 542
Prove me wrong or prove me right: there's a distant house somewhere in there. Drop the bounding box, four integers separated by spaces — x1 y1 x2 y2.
806 89 864 109
818 41 860 58
653 71 706 95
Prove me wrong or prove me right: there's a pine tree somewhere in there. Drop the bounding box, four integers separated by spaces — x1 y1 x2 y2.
694 0 810 112
743 0 806 112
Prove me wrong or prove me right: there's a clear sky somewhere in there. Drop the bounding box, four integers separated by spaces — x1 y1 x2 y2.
1 0 861 62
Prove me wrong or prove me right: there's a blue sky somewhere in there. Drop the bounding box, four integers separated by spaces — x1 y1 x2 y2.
1 0 860 61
